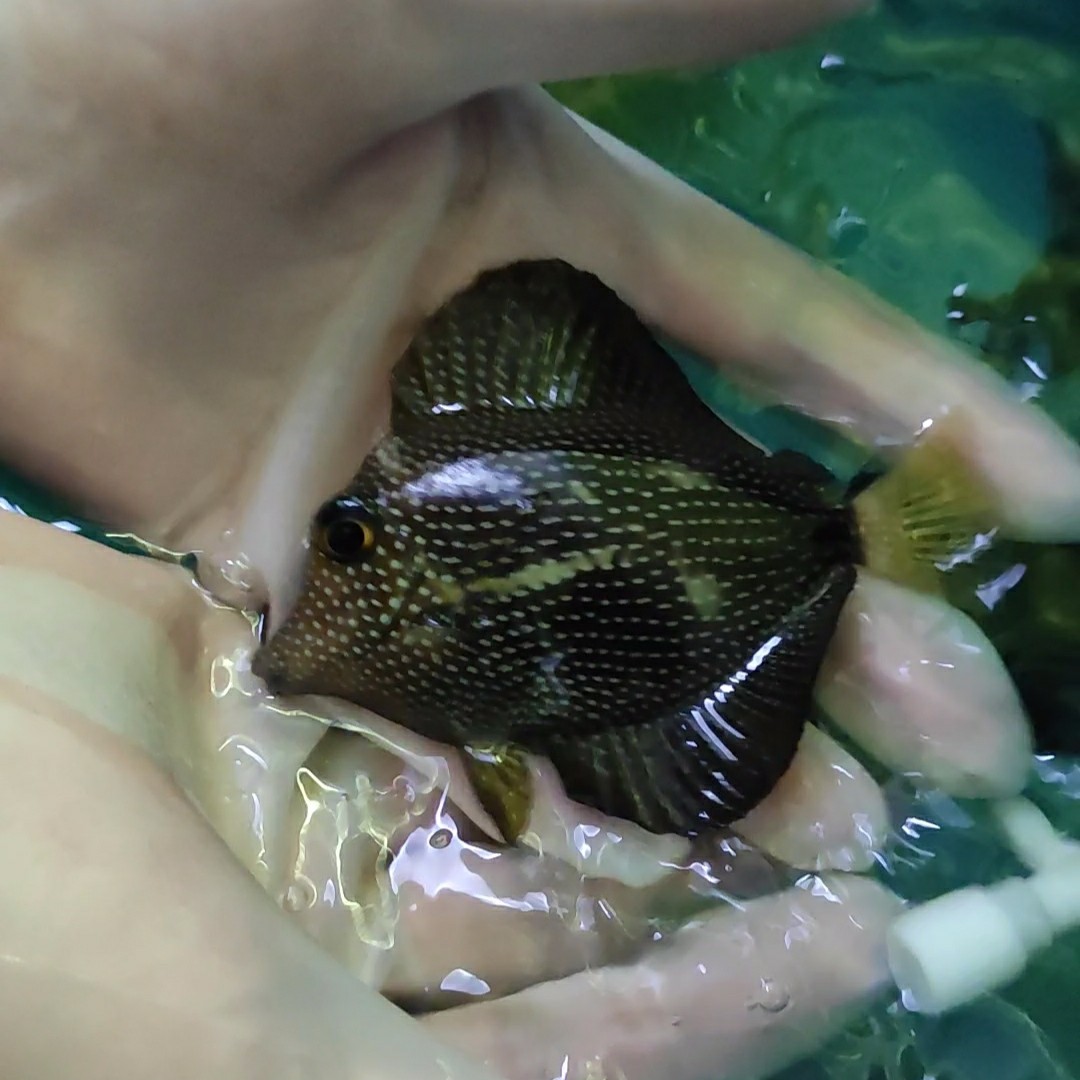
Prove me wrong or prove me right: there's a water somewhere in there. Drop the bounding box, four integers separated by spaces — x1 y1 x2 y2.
2 1 1079 1077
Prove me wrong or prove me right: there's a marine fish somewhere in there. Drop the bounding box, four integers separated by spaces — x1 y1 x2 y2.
254 260 992 841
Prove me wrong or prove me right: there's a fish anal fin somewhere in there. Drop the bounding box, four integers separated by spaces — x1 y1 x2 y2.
855 414 1000 594
462 742 533 844
543 565 857 838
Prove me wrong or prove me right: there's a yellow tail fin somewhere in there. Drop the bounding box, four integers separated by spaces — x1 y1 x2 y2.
854 416 1000 594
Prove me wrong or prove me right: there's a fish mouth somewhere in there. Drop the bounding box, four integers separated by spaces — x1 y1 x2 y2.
250 640 287 695
250 633 341 702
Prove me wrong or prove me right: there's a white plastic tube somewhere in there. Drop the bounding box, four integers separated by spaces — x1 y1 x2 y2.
887 798 1080 1015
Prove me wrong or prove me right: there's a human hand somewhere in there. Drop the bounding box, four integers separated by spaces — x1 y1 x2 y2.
0 510 899 1080
1 1 1079 1078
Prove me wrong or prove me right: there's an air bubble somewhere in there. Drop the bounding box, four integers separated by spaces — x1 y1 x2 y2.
747 977 791 1014
282 879 316 913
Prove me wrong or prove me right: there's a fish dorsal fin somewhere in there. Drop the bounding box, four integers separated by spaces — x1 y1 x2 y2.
539 563 856 838
391 259 720 427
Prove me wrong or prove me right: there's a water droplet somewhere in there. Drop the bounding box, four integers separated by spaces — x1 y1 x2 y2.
440 968 491 997
747 978 790 1013
194 550 267 612
389 774 416 803
210 655 235 698
282 879 316 913
429 828 453 849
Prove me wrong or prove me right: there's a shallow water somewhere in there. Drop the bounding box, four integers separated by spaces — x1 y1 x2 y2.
2 1 1079 1077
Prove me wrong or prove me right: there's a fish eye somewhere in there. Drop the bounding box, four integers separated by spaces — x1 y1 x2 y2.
314 497 377 563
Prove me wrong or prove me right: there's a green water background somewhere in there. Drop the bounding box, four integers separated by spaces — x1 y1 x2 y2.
1 0 1078 1076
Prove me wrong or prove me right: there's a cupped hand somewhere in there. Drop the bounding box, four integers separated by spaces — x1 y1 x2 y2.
1 1 1078 1078
0 511 900 1080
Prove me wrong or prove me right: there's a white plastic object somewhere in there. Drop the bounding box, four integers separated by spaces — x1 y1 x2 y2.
992 796 1079 871
887 798 1080 1015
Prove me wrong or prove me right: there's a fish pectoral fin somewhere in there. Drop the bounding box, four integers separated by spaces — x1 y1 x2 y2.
462 742 533 844
541 564 857 839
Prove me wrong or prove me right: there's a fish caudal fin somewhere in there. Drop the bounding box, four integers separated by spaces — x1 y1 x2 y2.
462 743 533 844
539 565 856 838
854 417 999 594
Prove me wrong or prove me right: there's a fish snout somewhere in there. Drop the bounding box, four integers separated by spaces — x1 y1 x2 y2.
250 638 288 695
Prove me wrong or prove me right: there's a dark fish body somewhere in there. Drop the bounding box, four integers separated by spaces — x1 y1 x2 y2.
255 261 981 840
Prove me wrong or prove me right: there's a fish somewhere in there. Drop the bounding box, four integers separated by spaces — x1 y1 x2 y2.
253 259 994 842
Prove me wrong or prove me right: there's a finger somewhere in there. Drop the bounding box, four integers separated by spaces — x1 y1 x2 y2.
815 572 1034 798
523 755 692 887
268 706 662 1001
270 723 428 987
251 712 637 1005
415 0 865 101
187 614 335 898
0 687 495 1080
26 0 859 184
456 89 1080 541
421 874 902 1080
385 829 792 1012
382 815 644 1010
733 724 888 873
268 706 789 1008
308 698 698 891
0 957 493 1080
